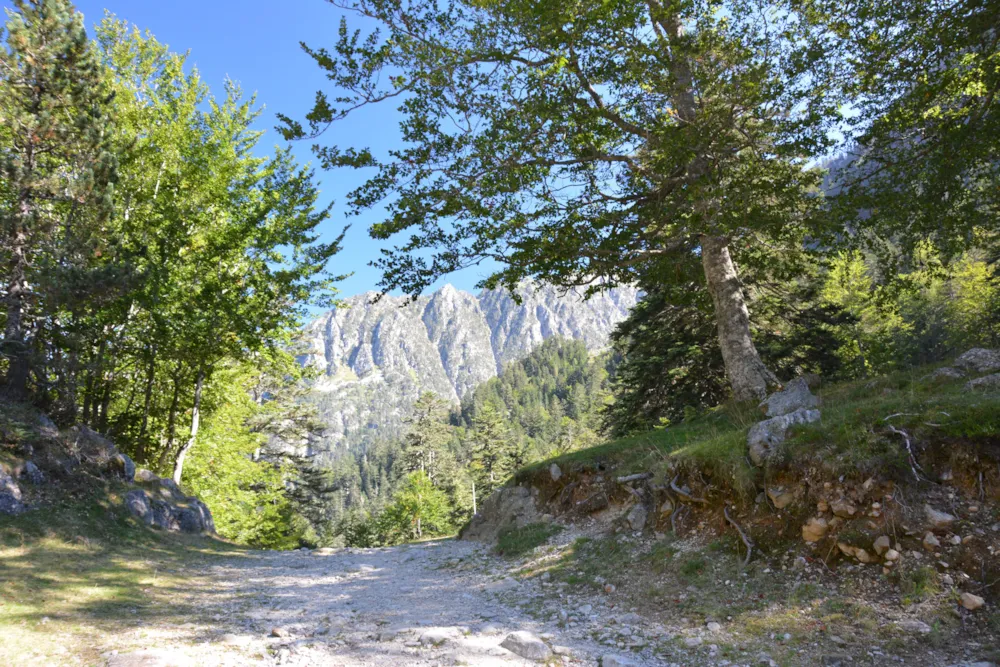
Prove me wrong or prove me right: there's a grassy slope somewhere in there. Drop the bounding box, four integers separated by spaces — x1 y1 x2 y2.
518 363 1000 495
0 403 249 665
499 363 1000 665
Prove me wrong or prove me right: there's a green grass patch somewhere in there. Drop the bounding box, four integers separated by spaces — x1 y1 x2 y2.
518 361 1000 491
495 522 563 558
0 482 247 665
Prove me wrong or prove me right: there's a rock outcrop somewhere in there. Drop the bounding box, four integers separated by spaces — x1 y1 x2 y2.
459 486 543 542
0 406 214 534
295 281 640 460
748 377 823 466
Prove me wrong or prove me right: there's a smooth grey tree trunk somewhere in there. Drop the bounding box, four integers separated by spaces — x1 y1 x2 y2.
173 367 205 485
700 235 777 402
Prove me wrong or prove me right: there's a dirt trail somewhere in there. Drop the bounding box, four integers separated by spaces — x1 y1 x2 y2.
101 539 643 667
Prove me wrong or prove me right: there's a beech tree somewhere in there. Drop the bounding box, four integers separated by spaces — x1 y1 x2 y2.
283 0 831 400
796 0 999 265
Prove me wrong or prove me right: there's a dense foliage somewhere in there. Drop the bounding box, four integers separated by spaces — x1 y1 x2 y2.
0 3 341 546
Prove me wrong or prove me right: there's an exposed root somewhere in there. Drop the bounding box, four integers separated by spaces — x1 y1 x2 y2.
885 422 926 482
670 475 708 504
617 472 654 484
724 505 754 568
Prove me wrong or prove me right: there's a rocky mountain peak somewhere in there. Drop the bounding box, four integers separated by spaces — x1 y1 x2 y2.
298 281 640 460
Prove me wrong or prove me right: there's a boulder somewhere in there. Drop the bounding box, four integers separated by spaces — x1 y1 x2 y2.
626 503 648 532
124 488 213 534
135 468 158 483
748 408 821 466
549 463 562 482
1 469 25 513
21 461 44 486
70 425 118 465
500 631 552 661
112 453 136 483
966 373 1000 392
759 377 821 418
954 348 1000 374
124 489 154 525
873 535 891 556
460 486 541 542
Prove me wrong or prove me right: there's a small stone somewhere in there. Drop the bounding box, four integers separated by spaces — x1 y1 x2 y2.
817 500 829 513
960 592 985 611
923 532 941 551
767 487 797 509
854 548 876 564
939 469 954 482
948 534 961 545
271 627 291 638
884 549 901 562
896 620 931 634
802 516 828 543
601 655 639 667
500 631 552 661
924 505 956 530
604 583 616 594
707 622 722 632
683 636 702 648
550 463 562 482
873 535 891 555
830 499 856 518
419 628 455 646
941 574 954 586
626 504 648 532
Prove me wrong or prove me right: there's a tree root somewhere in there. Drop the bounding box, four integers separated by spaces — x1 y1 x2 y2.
724 505 754 568
670 475 708 504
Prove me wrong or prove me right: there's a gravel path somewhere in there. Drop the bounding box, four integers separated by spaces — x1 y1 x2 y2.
104 539 651 667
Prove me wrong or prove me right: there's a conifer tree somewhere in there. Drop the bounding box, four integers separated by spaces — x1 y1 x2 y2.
0 0 116 399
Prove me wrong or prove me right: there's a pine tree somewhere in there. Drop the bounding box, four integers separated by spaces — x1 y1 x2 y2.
0 0 116 399
399 392 453 483
468 402 519 498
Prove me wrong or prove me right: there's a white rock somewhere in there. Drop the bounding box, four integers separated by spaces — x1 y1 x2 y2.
500 631 552 661
895 620 932 634
601 655 639 667
924 505 956 530
960 592 985 611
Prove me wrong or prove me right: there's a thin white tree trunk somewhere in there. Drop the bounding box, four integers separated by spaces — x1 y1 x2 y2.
173 367 205 485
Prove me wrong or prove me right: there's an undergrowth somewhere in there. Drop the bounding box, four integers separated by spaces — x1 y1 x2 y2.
517 362 1000 491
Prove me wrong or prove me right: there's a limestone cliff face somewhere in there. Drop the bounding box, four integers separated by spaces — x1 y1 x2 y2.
298 282 639 460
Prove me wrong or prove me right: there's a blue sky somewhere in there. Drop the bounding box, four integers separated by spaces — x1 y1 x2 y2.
5 0 493 300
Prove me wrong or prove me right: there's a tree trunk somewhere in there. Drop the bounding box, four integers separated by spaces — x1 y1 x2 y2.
173 367 205 486
3 216 30 400
700 235 777 402
157 368 183 473
136 346 157 463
